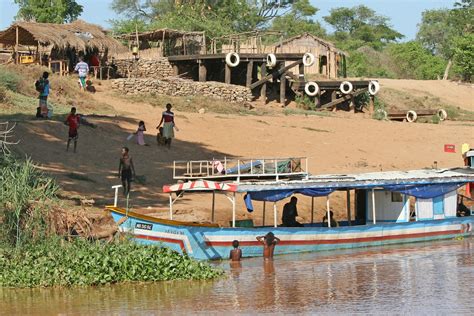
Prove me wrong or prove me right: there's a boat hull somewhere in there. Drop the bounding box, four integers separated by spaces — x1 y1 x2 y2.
107 207 474 260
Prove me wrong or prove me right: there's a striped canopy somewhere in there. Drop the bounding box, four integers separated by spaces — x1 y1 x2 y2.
163 180 237 193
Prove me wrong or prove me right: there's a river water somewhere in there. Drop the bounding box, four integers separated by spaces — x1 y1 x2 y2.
1 238 473 315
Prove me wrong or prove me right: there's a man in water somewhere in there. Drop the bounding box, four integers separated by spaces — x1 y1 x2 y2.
229 240 242 261
74 56 89 91
118 147 135 196
256 232 280 260
65 107 79 153
282 196 303 227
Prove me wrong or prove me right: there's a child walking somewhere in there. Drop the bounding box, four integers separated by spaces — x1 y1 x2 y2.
118 147 136 196
65 107 79 153
136 120 147 146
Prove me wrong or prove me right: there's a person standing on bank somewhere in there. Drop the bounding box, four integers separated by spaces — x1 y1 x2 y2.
156 103 178 149
35 71 50 118
118 147 135 196
74 56 89 91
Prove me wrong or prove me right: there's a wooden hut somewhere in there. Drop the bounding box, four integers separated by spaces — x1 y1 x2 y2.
0 20 127 75
270 33 347 79
116 29 206 59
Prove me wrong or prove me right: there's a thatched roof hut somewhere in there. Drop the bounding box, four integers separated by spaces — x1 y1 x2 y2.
0 20 126 54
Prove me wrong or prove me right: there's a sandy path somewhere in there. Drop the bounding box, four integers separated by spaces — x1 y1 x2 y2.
12 83 472 227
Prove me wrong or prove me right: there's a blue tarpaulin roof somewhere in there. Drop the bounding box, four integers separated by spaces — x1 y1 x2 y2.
239 168 474 208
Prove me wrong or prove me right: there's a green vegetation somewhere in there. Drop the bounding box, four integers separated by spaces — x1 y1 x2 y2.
0 154 222 287
0 155 59 246
14 0 83 23
0 238 222 287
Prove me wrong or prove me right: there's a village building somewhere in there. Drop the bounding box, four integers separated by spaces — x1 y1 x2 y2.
270 33 347 79
0 20 126 77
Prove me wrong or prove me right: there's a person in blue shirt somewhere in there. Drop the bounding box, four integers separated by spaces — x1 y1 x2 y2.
38 71 50 118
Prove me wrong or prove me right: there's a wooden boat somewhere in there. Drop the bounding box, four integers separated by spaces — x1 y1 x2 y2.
106 157 474 260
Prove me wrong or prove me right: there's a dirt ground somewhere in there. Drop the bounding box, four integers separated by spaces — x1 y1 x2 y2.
378 79 474 111
8 79 474 226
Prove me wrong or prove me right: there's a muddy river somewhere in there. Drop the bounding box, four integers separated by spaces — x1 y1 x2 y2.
1 238 473 314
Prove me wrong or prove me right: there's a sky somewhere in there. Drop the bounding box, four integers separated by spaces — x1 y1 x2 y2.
0 0 454 40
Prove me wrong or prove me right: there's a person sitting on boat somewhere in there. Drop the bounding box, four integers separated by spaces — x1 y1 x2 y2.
229 240 242 261
282 196 304 227
322 210 339 227
256 232 280 260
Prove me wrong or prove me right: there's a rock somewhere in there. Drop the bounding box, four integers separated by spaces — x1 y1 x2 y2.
198 108 206 114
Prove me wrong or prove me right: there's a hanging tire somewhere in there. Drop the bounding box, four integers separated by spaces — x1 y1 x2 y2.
302 52 315 67
368 80 380 95
225 52 240 67
340 81 353 94
437 109 447 121
406 110 417 122
304 81 319 96
266 53 277 67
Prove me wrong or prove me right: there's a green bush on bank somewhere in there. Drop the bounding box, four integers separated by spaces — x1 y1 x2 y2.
0 237 223 287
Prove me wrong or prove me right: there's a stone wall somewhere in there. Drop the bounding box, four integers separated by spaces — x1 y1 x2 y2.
111 78 253 103
114 58 174 79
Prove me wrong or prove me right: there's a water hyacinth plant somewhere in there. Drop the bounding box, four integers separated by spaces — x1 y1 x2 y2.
0 238 223 287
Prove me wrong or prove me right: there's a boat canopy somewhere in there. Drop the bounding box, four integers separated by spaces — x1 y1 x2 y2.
163 179 237 193
243 182 465 204
239 168 474 202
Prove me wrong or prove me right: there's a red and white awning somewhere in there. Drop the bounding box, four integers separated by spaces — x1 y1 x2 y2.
163 180 238 193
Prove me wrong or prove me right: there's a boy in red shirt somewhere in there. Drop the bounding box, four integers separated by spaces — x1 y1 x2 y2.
65 107 79 153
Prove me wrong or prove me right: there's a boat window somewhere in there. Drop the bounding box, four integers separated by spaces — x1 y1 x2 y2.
391 192 403 202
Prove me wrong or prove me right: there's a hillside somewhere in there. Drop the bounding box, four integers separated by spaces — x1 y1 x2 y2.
1 66 473 226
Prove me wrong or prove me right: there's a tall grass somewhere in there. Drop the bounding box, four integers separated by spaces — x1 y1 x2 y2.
0 154 59 245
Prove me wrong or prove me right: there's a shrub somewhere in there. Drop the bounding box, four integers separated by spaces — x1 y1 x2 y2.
0 67 20 92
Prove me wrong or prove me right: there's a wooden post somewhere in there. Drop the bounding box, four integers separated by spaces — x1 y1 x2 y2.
311 197 314 224
371 189 376 224
225 63 231 84
172 64 179 76
211 191 216 222
260 63 267 103
199 61 207 82
280 72 286 105
299 63 305 78
273 202 278 228
350 93 355 113
246 60 253 87
326 195 331 228
315 89 321 108
262 201 266 226
15 26 19 64
161 29 166 57
346 190 351 226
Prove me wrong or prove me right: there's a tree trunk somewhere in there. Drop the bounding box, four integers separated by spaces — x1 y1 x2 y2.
442 59 452 80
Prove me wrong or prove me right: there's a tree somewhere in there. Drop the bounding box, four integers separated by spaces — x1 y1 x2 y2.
14 0 83 23
388 41 447 80
452 34 474 81
323 5 403 50
271 0 325 38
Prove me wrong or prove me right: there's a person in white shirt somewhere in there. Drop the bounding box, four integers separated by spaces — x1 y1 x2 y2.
74 56 89 91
